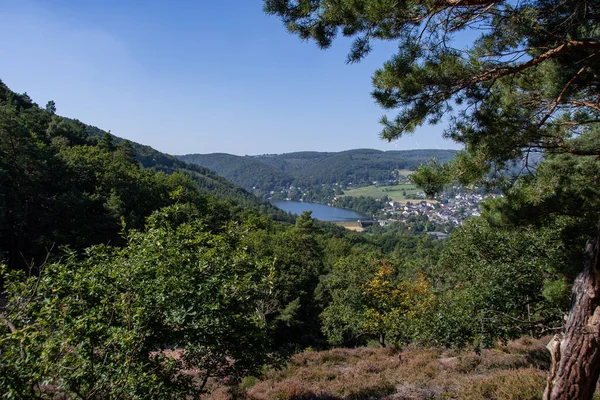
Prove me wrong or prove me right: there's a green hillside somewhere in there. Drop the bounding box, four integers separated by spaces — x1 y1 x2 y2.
0 79 288 270
81 125 275 211
252 151 333 173
177 153 294 191
177 148 458 192
292 148 457 185
341 183 423 202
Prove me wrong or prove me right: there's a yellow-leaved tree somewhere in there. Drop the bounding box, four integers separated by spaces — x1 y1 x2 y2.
362 261 435 347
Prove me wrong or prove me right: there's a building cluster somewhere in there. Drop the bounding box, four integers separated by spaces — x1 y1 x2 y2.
379 192 493 226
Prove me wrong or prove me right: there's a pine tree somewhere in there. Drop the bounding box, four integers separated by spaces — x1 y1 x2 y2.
264 1 600 398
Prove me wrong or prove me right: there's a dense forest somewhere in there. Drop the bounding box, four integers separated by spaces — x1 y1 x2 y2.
1 0 600 397
0 76 592 399
0 81 459 398
0 79 290 273
177 149 457 192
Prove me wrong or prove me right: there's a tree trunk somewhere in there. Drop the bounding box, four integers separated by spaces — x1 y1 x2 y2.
379 332 386 348
544 224 600 399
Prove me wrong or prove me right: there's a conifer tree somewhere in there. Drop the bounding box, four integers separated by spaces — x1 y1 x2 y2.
264 1 600 398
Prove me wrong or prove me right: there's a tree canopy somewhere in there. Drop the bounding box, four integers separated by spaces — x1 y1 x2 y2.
264 0 599 173
0 74 584 397
265 1 600 398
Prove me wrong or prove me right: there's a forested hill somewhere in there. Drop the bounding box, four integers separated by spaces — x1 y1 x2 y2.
178 148 457 191
176 152 295 191
81 125 279 214
0 80 269 212
0 79 287 270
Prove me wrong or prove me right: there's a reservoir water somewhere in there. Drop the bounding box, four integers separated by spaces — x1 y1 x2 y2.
270 200 367 222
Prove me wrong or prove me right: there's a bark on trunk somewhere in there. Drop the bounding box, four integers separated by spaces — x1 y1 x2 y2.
379 332 386 348
544 224 600 400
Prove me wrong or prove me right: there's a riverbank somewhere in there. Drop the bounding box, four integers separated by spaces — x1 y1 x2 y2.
334 221 364 232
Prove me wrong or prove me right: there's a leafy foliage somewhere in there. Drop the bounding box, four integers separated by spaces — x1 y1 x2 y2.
0 205 272 398
362 262 435 347
321 252 437 348
429 217 570 349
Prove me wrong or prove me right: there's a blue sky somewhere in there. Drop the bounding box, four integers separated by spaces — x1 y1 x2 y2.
0 0 461 156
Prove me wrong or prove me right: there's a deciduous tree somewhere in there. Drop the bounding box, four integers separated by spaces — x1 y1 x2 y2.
265 1 600 397
0 204 272 398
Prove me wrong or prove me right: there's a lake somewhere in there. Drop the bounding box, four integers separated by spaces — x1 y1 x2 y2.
270 200 368 222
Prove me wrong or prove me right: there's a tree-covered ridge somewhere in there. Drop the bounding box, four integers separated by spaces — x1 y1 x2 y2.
82 122 285 216
177 152 295 192
290 148 456 186
178 148 457 191
253 151 334 173
0 79 287 271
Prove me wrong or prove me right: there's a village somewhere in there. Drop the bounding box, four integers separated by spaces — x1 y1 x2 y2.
375 190 494 228
269 180 494 230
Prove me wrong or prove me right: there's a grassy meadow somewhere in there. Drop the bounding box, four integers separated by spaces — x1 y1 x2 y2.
341 183 435 204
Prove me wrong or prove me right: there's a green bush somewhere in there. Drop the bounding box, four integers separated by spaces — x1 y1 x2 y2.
0 204 272 399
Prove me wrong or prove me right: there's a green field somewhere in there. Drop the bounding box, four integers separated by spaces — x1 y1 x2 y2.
395 169 414 176
341 183 422 202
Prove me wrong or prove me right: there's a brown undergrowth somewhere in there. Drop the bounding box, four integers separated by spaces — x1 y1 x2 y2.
203 336 567 400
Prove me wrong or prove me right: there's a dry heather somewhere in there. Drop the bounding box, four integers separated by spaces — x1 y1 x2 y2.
210 337 558 399
202 336 600 399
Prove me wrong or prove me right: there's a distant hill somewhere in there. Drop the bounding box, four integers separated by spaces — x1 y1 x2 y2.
177 149 458 191
177 153 294 191
289 149 457 186
0 78 282 218
81 126 283 215
252 151 333 174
